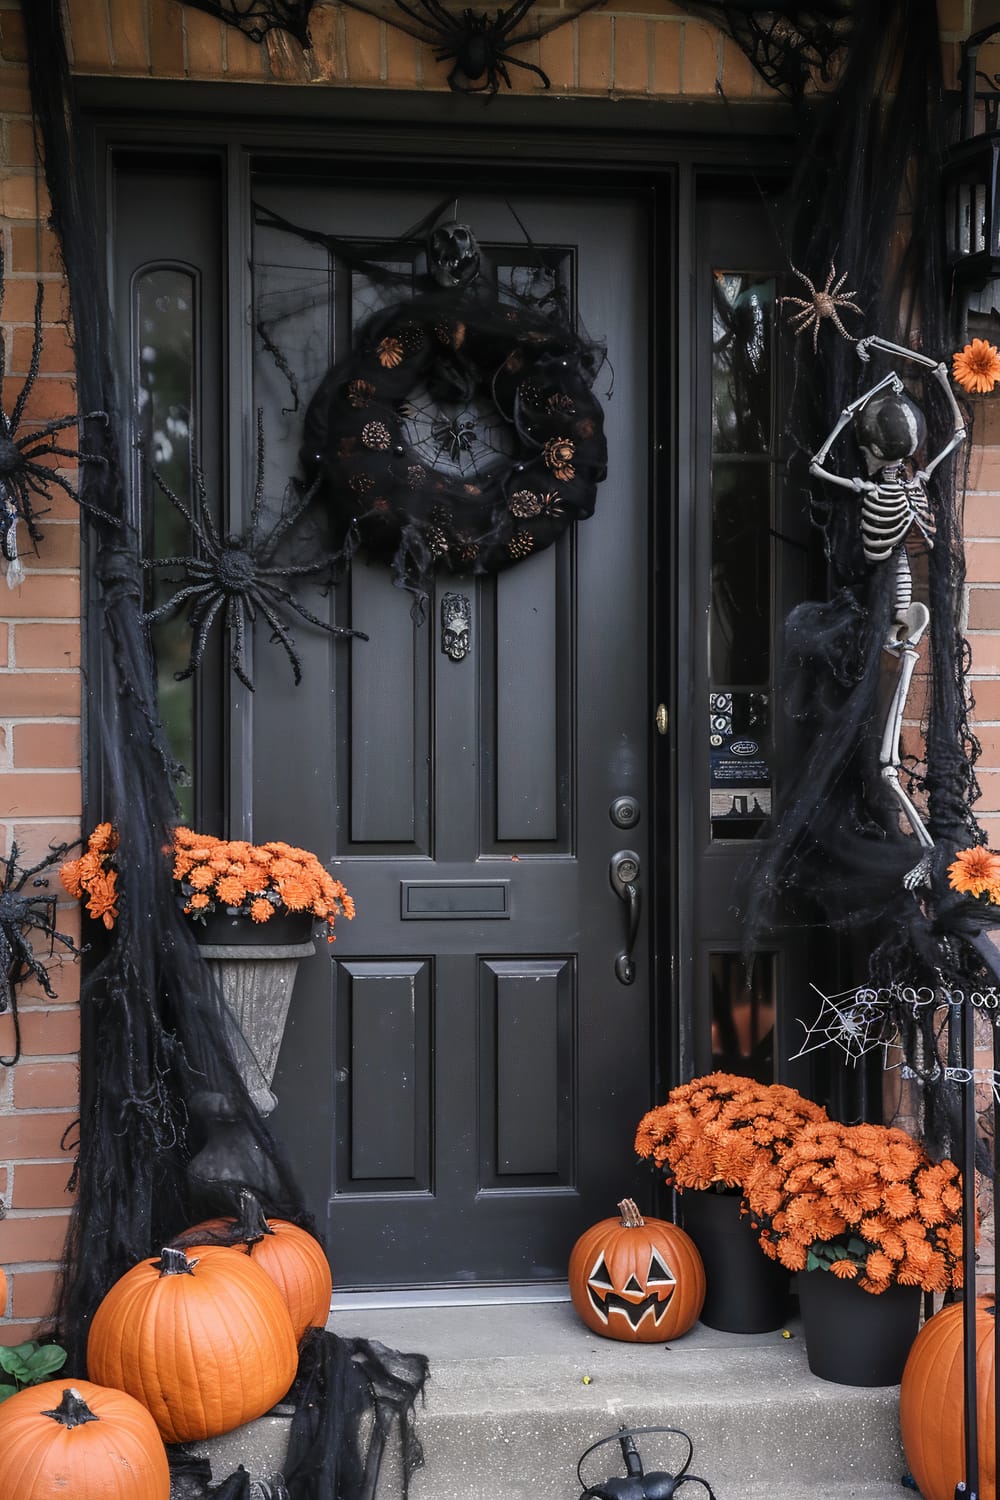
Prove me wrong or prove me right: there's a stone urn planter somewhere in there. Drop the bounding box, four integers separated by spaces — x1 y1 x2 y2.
195 912 315 1116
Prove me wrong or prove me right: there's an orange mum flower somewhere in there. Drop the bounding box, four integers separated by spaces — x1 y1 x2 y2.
829 1257 858 1279
952 338 1000 394
215 875 248 906
250 898 275 923
947 845 1000 898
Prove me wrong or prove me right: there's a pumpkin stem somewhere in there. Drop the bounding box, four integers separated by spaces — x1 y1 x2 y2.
617 1198 645 1228
235 1189 274 1250
155 1246 199 1276
41 1388 100 1428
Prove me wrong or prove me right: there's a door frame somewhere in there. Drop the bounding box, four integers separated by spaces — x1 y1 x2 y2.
78 81 798 1148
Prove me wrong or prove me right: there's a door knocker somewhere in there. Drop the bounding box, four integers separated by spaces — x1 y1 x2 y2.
441 592 471 660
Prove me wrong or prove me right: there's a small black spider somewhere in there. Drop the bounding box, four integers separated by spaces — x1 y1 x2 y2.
431 412 478 464
0 246 112 572
142 411 366 691
0 840 83 1064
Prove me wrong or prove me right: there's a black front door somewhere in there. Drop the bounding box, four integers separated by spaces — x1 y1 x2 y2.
250 183 654 1287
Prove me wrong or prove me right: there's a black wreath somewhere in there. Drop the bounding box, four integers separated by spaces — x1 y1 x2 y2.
301 286 607 606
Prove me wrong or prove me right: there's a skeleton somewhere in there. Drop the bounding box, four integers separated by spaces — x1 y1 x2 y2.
809 336 967 886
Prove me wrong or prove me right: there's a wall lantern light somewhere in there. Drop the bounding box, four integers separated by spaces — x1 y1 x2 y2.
945 21 1000 341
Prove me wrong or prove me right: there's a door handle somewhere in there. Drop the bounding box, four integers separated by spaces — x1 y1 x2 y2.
609 850 641 986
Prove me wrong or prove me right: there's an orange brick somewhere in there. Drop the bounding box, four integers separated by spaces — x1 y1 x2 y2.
681 18 719 96
721 35 755 98
0 80 33 114
538 22 575 92
936 0 968 31
11 323 75 377
384 22 419 88
10 959 81 1008
264 26 312 81
0 1214 71 1264
969 634 1000 674
0 8 27 62
969 678 1000 720
966 541 1000 583
13 723 81 770
651 18 680 97
577 13 612 92
0 623 10 666
184 6 225 76
108 0 149 70
0 575 81 618
12 822 82 866
0 1111 78 1159
147 0 186 76
224 23 266 80
0 676 80 718
23 526 80 574
9 1268 61 1321
13 1062 80 1111
613 18 649 94
0 771 82 818
344 10 382 83
0 280 69 326
6 119 40 170
0 175 51 223
13 624 81 671
0 1165 8 1201
8 379 80 427
67 0 113 70
10 1164 76 1213
963 492 1000 537
9 227 63 276
968 589 1000 629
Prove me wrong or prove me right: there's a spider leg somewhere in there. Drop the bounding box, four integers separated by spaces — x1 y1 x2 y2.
493 51 551 89
255 594 305 685
778 296 812 314
142 555 207 572
16 411 108 444
10 282 43 432
16 841 75 885
258 471 323 558
226 594 256 692
259 579 368 640
788 266 819 296
175 589 227 682
787 308 818 334
406 0 458 32
828 309 859 343
150 465 216 555
247 409 267 546
141 580 216 626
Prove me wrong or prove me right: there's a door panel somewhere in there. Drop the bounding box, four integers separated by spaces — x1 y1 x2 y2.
251 183 650 1287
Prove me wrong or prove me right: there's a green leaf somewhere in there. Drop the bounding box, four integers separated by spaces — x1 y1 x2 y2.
847 1237 868 1257
806 1250 823 1271
0 1344 36 1380
0 1384 19 1403
22 1345 67 1382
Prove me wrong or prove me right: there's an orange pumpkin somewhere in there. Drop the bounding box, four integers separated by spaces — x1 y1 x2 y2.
87 1245 298 1444
900 1294 995 1500
184 1197 332 1342
0 1379 169 1499
568 1198 705 1342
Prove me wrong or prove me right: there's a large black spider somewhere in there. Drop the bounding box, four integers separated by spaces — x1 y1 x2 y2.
142 412 366 691
0 246 111 574
341 0 608 94
0 841 83 1065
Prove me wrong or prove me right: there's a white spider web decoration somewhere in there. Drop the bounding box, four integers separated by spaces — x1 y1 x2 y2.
790 983 897 1066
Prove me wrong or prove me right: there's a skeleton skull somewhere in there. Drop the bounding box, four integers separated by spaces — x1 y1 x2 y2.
441 591 472 660
428 222 481 289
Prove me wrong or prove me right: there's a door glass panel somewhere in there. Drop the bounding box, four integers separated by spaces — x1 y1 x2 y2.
710 951 775 1080
135 265 197 821
709 269 776 842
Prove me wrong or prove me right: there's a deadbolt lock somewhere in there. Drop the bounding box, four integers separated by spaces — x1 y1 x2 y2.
610 796 640 829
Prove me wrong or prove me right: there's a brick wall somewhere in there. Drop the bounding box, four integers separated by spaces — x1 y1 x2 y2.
0 0 992 1338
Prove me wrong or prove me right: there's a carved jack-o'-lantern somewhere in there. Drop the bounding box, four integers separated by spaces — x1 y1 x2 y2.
568 1199 705 1343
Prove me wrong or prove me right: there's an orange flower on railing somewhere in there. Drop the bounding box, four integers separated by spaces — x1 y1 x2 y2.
634 1071 828 1193
952 338 1000 393
947 844 1000 904
59 823 119 929
743 1119 964 1295
61 826 354 943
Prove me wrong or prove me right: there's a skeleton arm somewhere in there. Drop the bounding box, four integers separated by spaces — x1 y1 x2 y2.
809 373 903 489
855 336 967 476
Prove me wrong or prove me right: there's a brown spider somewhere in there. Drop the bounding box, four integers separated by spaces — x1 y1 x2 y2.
779 262 863 352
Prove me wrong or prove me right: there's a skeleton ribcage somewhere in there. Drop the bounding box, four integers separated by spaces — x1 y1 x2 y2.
860 480 935 565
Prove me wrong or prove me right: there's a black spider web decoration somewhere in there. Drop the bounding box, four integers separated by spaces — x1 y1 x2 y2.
671 2 854 101
142 411 367 691
790 982 897 1066
399 388 515 478
0 244 113 582
0 839 83 1067
180 0 317 46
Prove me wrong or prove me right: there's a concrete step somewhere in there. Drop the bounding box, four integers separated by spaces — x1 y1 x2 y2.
328 1300 910 1500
